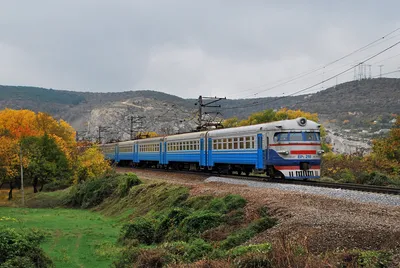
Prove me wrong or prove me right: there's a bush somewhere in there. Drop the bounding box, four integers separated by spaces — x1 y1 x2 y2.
183 195 214 210
163 239 214 263
0 228 53 268
233 253 271 268
63 173 136 208
339 250 392 268
229 243 272 258
156 208 190 242
223 209 245 226
207 195 247 214
222 195 247 211
337 169 356 183
220 217 277 250
120 217 157 245
180 211 223 235
362 171 392 186
135 248 170 268
112 246 140 268
116 173 142 197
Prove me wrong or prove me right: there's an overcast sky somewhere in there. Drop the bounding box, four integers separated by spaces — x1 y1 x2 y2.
1 1 400 99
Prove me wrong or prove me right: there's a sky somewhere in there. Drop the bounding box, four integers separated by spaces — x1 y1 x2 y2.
1 1 400 99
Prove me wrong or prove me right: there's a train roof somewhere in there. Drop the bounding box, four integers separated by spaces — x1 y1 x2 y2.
117 140 135 146
135 136 164 144
208 118 320 137
164 131 206 141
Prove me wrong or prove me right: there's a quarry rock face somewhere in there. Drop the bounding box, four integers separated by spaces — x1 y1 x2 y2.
84 97 197 143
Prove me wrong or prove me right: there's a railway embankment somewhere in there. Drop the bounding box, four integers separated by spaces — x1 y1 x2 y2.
1 170 400 267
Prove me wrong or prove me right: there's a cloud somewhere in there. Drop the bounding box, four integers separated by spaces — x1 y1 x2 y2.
0 0 399 98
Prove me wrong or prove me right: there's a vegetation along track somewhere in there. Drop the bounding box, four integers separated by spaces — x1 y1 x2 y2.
116 167 400 195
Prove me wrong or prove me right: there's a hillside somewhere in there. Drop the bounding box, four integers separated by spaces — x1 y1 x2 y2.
0 78 398 144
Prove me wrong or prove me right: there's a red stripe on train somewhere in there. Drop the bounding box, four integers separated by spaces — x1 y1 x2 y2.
269 143 320 146
290 150 317 155
275 166 321 170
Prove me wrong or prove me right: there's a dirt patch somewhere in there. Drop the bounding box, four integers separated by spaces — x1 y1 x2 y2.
119 168 400 254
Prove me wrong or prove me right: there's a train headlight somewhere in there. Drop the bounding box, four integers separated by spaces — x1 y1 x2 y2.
297 117 307 126
277 150 290 155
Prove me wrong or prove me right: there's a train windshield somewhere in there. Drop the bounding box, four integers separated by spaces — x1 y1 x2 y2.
274 132 320 142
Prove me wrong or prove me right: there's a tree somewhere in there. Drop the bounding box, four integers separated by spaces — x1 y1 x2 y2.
21 134 71 192
76 146 111 183
0 133 20 200
373 116 400 162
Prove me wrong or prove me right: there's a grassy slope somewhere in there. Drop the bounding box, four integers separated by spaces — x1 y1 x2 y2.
0 207 121 268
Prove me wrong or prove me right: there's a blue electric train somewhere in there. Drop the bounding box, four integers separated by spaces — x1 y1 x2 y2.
101 117 323 179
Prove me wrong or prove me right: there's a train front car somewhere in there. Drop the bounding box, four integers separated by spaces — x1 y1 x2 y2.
265 118 323 180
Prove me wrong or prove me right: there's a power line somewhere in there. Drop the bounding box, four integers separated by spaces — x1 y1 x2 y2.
228 27 400 99
221 39 400 111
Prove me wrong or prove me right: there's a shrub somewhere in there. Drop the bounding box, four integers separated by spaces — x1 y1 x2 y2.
112 246 140 268
135 248 170 268
163 239 214 263
180 211 223 235
116 173 142 197
364 171 392 186
223 209 245 226
229 243 272 258
233 253 271 268
120 217 157 245
222 195 247 211
207 195 247 214
220 217 277 250
337 168 356 183
248 217 277 233
63 173 140 208
220 228 255 250
156 208 190 242
339 250 392 268
183 195 214 210
0 228 53 268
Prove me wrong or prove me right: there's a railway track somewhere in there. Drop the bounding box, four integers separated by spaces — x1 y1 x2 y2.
118 167 400 195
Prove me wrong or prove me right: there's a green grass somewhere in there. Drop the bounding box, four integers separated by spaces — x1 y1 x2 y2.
0 207 121 268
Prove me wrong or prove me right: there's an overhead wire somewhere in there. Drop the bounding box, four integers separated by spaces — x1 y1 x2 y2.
228 27 400 99
220 39 400 110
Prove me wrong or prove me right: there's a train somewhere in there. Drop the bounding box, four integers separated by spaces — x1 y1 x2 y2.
101 117 323 180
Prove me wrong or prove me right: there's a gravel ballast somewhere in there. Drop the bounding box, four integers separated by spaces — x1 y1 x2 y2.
205 176 400 206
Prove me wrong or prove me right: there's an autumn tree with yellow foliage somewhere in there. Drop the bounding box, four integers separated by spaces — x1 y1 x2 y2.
0 109 110 199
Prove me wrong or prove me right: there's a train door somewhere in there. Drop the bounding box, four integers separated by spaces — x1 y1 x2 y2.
159 141 163 165
256 134 263 169
115 144 119 163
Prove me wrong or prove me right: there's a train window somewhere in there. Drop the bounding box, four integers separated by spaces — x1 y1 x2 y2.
233 138 238 149
289 132 303 141
239 137 244 149
315 133 320 141
275 133 289 142
245 137 251 149
228 138 233 149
